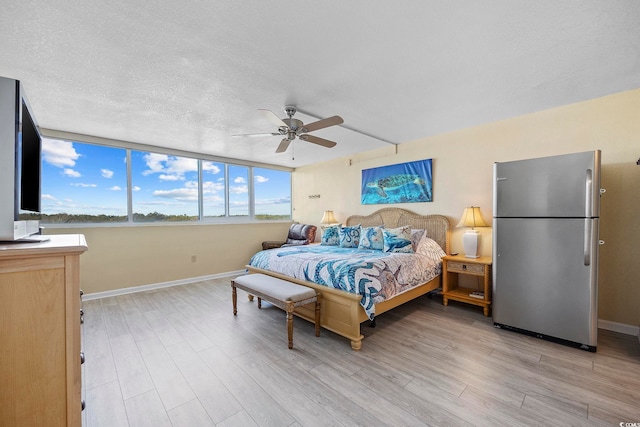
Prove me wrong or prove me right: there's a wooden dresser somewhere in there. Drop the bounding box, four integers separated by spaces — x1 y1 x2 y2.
0 234 88 427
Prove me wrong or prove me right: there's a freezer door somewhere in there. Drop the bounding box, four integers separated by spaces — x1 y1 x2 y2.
494 150 601 218
492 218 599 347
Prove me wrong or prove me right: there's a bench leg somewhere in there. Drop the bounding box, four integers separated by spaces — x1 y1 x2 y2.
286 311 294 349
286 302 294 349
258 297 262 309
232 283 237 316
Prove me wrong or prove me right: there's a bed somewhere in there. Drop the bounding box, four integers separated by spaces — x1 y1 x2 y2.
245 207 451 350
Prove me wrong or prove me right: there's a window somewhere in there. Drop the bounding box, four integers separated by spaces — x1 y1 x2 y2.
41 139 127 223
39 137 291 224
131 151 199 222
254 167 291 220
228 165 249 217
202 160 225 218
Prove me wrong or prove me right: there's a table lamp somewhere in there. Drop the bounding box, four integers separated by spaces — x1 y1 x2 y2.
320 210 338 226
456 206 489 258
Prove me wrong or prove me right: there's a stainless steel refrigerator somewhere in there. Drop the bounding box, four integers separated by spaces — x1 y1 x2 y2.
492 150 603 351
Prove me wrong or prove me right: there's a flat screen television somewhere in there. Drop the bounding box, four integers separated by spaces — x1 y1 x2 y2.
0 77 44 241
17 97 42 217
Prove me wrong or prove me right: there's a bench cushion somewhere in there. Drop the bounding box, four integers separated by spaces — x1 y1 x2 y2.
234 273 316 302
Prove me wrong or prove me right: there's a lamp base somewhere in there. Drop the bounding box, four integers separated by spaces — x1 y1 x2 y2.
462 230 480 258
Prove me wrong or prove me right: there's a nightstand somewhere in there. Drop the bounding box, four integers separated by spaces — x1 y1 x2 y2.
441 254 492 316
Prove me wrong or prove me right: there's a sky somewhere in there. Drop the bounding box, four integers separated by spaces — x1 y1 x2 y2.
40 138 291 217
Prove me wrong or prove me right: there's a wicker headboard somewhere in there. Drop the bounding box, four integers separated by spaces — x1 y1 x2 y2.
345 207 451 254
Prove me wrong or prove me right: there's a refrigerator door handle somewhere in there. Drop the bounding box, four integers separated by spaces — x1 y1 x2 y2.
584 220 591 266
585 169 593 218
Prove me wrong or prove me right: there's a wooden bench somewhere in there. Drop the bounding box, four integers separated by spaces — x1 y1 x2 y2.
231 273 321 349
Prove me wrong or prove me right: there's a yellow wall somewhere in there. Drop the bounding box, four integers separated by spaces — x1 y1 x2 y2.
46 222 291 295
293 88 640 327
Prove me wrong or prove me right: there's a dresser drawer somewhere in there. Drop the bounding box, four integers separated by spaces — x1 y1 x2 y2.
447 261 485 275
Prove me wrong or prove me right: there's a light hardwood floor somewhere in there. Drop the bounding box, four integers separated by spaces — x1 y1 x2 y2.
82 276 640 427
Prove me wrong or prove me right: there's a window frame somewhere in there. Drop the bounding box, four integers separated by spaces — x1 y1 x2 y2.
39 129 293 227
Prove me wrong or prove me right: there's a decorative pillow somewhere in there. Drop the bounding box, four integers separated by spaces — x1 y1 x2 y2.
358 226 384 251
383 225 414 253
416 236 447 259
320 225 341 246
410 229 425 252
339 225 361 248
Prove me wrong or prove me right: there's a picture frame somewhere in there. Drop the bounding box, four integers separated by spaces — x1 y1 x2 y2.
361 159 433 205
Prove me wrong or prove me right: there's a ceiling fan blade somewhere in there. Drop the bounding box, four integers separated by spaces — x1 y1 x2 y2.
276 138 292 153
298 134 337 148
258 109 287 128
300 115 344 133
232 132 280 137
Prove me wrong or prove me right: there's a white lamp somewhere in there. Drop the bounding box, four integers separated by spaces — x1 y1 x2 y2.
320 210 338 226
456 206 489 258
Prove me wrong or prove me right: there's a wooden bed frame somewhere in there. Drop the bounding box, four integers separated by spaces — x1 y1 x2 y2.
246 207 451 350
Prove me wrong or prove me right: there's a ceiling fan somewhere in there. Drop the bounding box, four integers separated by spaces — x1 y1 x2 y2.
234 106 343 153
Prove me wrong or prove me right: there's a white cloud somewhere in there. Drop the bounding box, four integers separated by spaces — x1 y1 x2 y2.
169 156 198 173
42 139 80 168
142 153 169 175
142 153 197 181
229 184 248 194
133 186 141 191
152 187 198 201
41 194 56 200
256 196 291 205
101 169 114 178
203 180 225 193
234 176 246 184
109 186 122 191
159 174 182 181
203 162 221 174
254 175 269 183
64 168 81 178
203 194 225 203
70 183 97 188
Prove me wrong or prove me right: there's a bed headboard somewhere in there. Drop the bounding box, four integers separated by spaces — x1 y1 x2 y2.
345 207 451 254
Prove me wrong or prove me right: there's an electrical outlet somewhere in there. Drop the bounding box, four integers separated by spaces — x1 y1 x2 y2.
191 255 197 263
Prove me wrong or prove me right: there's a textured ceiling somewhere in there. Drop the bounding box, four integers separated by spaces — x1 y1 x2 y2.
1 1 639 168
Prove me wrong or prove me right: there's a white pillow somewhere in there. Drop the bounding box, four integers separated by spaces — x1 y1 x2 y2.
416 236 446 259
410 229 425 251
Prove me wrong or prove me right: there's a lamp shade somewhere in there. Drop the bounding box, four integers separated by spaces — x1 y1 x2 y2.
320 210 338 225
456 206 489 229
456 206 488 258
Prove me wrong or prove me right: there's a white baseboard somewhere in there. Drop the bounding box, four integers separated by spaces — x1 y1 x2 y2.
82 270 246 301
598 318 640 337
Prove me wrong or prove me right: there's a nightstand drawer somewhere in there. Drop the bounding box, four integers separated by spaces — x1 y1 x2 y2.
447 261 485 275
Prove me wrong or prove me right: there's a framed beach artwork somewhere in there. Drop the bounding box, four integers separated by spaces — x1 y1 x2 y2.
361 158 433 205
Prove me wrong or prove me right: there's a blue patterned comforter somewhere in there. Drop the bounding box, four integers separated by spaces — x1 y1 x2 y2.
248 245 443 320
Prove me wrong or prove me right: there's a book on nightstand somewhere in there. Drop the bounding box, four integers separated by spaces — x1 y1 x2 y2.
469 291 484 299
